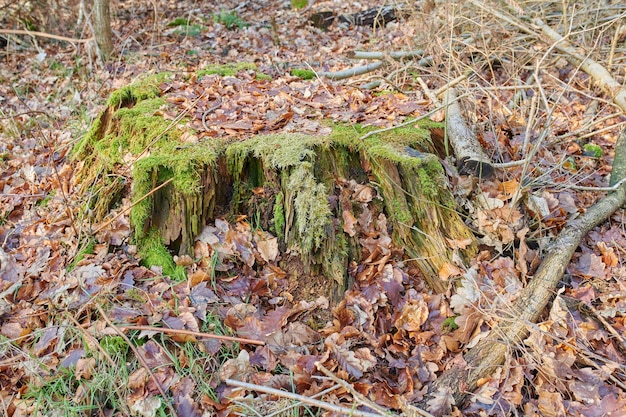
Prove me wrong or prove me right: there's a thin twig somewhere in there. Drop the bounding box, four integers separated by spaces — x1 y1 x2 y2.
554 176 626 191
95 305 178 417
201 99 223 131
346 50 425 60
225 379 391 417
0 29 94 43
92 178 173 235
118 324 264 345
315 362 408 416
359 93 470 141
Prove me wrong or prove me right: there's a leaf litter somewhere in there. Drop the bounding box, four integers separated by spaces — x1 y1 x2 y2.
1 0 626 416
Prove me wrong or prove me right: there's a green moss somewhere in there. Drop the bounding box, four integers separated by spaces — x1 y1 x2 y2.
442 316 459 333
168 17 192 27
197 63 257 78
291 0 308 9
290 69 315 80
67 238 96 272
255 72 272 81
273 191 285 237
139 229 186 281
106 73 170 108
130 141 219 239
95 97 171 168
389 198 413 224
583 143 603 158
231 134 317 170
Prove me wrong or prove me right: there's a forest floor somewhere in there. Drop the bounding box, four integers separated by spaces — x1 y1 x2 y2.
1 0 626 416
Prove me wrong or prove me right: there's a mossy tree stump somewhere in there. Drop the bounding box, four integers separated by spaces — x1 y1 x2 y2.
73 74 477 301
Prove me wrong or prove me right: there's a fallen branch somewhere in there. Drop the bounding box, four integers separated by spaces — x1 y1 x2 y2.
320 62 386 80
420 126 626 408
118 324 265 345
441 88 494 178
321 57 431 80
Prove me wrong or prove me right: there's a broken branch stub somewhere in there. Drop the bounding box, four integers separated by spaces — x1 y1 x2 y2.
443 88 494 178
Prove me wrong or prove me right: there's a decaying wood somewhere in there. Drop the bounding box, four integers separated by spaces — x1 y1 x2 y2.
321 61 386 80
442 88 494 178
77 81 477 301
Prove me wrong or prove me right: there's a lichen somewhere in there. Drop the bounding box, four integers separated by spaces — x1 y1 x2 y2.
287 162 332 256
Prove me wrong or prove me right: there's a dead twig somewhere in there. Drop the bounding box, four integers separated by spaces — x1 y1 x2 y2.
95 305 178 417
92 178 173 235
225 379 390 417
346 50 425 60
0 29 94 43
118 324 264 345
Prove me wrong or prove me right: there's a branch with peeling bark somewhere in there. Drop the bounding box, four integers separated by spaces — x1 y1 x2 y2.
441 88 495 178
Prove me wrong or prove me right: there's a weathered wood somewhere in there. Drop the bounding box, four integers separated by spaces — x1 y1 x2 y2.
442 88 494 178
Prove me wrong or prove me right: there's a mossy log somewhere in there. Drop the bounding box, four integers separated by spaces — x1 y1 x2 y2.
73 75 477 301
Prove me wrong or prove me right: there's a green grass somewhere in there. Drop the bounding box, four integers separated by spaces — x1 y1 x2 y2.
212 10 249 30
19 305 238 416
21 328 134 416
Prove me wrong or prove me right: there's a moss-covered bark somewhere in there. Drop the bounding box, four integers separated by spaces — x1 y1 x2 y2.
74 73 477 301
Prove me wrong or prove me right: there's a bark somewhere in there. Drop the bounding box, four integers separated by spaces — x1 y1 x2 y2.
443 88 494 178
93 0 114 61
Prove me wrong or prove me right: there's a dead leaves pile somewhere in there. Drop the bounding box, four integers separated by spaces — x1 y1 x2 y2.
1 0 626 415
162 71 425 140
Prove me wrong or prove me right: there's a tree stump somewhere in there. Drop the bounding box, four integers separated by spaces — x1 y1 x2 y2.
73 73 477 302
